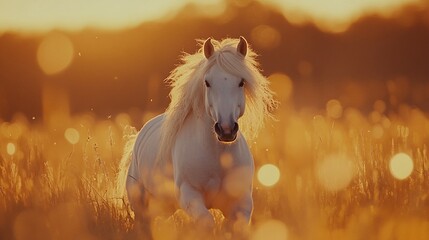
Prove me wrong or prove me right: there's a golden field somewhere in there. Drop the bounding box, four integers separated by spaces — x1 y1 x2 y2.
1 2 428 239
1 95 428 239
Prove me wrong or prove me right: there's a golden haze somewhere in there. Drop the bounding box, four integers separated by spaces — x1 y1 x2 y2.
0 0 429 239
0 0 424 33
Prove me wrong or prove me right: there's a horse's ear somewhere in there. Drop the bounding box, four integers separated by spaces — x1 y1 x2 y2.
203 38 214 59
237 36 248 57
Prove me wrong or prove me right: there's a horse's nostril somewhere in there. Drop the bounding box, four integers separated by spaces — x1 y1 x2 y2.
214 122 222 135
233 122 239 133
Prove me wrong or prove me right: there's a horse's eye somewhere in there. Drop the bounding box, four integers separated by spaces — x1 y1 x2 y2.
205 80 211 88
239 79 245 87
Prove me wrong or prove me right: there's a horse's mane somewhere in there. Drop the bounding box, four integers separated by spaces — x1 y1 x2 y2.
158 38 276 165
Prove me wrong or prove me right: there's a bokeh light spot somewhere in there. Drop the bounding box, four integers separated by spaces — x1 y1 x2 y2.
370 111 382 123
64 128 80 144
224 167 252 198
268 73 293 102
252 219 288 240
326 99 343 119
257 164 280 187
251 24 281 49
220 153 233 169
374 100 386 113
389 153 413 180
37 33 74 75
7 142 16 156
317 154 355 192
298 60 313 77
372 124 384 139
381 116 391 128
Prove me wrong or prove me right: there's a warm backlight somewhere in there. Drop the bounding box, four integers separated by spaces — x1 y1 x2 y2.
257 164 280 187
389 153 413 180
64 128 80 145
0 0 420 34
266 0 422 32
0 0 220 33
37 33 74 75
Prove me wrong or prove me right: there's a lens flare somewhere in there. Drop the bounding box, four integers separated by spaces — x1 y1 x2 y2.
389 153 413 180
6 142 16 156
257 164 280 187
37 33 74 75
64 128 80 145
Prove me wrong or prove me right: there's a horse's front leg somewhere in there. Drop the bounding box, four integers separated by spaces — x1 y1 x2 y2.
178 182 215 229
227 192 253 233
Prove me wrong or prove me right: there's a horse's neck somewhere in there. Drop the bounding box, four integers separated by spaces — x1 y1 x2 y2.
186 110 217 145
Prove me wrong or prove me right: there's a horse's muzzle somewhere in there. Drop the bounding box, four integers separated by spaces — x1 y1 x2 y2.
214 122 239 142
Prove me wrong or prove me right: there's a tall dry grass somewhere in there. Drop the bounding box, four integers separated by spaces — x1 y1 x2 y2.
1 101 428 239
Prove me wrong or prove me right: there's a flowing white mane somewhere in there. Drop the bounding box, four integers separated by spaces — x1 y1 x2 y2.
158 38 276 164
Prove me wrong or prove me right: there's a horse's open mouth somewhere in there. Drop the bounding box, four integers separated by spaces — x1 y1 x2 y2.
217 134 237 142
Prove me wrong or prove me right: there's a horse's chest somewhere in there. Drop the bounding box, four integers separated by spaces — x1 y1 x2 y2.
176 166 222 206
183 159 223 187
203 176 222 199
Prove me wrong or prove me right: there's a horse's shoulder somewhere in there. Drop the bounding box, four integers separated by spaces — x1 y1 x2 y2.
135 114 164 144
139 113 164 131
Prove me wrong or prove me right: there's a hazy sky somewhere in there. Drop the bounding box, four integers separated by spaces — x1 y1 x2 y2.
0 0 423 33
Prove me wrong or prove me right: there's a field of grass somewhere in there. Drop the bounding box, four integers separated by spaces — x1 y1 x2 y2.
1 100 429 240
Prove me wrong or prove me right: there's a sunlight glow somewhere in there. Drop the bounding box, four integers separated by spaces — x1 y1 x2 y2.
317 154 355 192
6 142 16 156
64 128 80 145
0 0 420 33
265 0 422 32
37 33 74 75
389 153 413 180
0 0 221 33
252 219 288 240
257 164 280 187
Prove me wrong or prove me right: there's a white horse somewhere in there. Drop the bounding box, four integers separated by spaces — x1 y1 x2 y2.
116 37 275 230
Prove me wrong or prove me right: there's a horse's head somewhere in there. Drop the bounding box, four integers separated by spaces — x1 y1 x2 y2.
202 37 248 142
